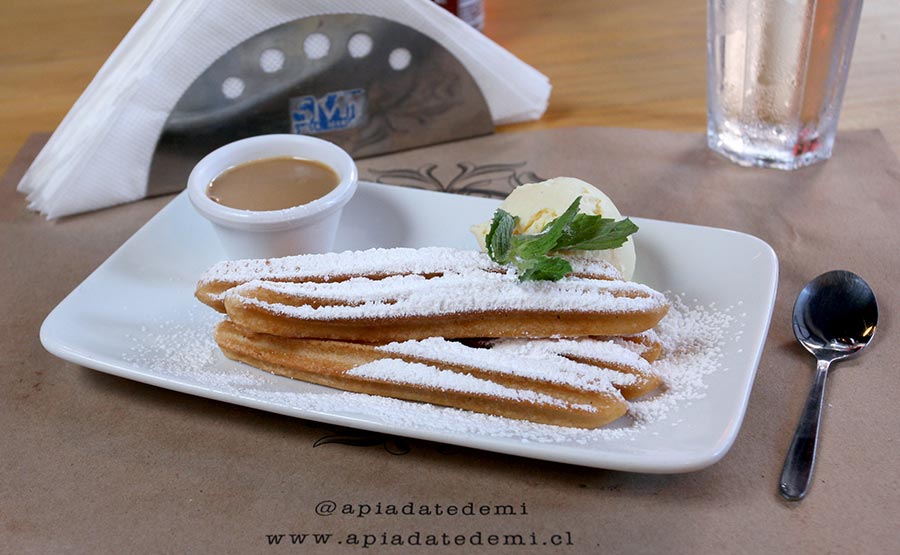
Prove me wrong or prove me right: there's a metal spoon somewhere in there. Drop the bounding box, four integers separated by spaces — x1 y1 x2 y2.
779 270 878 501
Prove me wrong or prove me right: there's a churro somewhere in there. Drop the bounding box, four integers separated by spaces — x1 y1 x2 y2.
215 321 627 428
210 249 667 342
196 247 622 312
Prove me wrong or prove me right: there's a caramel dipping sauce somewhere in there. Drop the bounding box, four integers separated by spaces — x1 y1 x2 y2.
206 156 341 211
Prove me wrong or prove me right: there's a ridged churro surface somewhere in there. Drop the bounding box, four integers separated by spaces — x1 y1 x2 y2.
196 247 622 312
219 268 667 341
216 321 628 428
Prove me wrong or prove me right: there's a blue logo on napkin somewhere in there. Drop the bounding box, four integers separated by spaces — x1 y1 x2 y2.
290 89 367 134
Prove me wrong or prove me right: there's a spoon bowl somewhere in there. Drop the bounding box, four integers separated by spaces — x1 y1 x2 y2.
780 270 878 500
793 270 878 361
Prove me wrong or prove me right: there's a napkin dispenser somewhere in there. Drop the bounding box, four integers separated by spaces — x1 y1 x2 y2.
18 0 549 219
147 14 494 196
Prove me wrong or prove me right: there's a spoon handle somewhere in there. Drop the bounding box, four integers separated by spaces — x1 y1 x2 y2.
779 359 830 501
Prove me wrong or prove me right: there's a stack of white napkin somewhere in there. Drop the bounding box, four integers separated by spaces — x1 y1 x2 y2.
18 0 550 219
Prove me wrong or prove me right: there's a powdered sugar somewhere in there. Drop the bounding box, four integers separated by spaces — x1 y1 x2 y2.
347 358 596 411
491 337 653 375
200 247 492 286
122 292 735 445
377 337 627 393
200 247 621 289
231 271 666 321
122 304 259 389
605 330 660 357
627 294 734 426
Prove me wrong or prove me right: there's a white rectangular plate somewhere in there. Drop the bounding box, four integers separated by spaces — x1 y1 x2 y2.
41 182 777 473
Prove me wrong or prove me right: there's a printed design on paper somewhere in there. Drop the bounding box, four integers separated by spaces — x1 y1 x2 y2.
313 431 412 455
312 429 462 456
366 162 544 198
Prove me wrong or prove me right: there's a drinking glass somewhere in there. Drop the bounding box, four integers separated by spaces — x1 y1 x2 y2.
707 0 864 170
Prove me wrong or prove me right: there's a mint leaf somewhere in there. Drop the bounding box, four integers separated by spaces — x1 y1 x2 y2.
556 214 639 251
517 255 573 282
485 209 517 263
512 197 581 259
482 195 638 281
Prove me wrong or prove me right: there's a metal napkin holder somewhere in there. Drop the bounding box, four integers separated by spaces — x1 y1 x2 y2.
147 14 494 196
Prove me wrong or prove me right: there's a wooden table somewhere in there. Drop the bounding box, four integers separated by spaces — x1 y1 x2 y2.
1 0 897 175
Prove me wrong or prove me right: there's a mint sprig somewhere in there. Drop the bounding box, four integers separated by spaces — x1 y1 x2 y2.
484 196 638 281
485 208 518 264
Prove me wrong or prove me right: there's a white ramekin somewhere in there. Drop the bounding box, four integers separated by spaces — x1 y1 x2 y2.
187 134 358 260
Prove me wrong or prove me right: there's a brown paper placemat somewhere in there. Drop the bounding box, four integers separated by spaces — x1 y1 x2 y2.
2 127 898 554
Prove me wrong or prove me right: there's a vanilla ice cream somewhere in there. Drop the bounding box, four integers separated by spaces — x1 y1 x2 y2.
471 177 637 279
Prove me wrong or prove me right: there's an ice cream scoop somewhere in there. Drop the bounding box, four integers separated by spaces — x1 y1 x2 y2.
471 177 636 279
